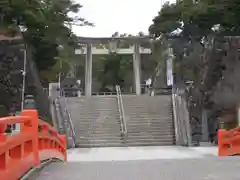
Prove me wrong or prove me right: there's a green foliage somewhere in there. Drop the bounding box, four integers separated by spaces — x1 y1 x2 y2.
98 53 132 90
149 0 240 137
40 56 70 84
150 38 170 89
149 0 240 87
0 0 92 81
149 0 240 39
97 31 151 90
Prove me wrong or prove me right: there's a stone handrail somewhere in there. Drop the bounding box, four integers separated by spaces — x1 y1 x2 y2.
60 88 76 148
116 85 127 135
172 90 192 146
116 85 124 135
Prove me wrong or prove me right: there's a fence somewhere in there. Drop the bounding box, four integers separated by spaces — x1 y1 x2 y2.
0 109 67 180
218 127 240 156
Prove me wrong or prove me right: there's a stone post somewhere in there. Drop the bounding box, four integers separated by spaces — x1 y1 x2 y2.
85 44 92 97
133 43 141 95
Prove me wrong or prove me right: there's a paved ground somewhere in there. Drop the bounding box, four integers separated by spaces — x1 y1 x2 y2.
67 146 218 161
32 146 240 180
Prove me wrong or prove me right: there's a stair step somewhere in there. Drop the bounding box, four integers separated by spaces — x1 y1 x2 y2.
74 124 121 127
73 121 120 124
126 118 173 121
126 138 175 143
69 111 119 113
72 117 120 119
125 141 175 146
74 124 121 128
126 123 173 126
75 126 121 132
127 124 173 128
126 135 175 140
76 143 123 148
76 137 174 143
75 126 121 129
126 119 172 121
76 139 175 148
124 109 171 111
75 129 121 133
125 113 172 116
127 131 174 136
127 129 174 133
125 114 172 116
75 130 121 134
76 139 123 144
77 136 122 140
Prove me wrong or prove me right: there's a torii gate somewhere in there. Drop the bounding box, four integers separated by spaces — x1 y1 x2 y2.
75 36 152 97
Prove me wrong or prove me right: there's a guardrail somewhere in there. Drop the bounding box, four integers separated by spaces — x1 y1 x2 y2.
0 109 67 180
116 85 127 135
118 86 127 134
218 127 240 156
52 98 65 134
116 85 123 135
59 89 76 148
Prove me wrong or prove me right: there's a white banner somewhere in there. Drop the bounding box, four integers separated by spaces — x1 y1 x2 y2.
166 58 173 86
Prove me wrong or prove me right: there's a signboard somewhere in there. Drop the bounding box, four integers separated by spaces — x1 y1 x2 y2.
108 41 118 53
49 83 60 98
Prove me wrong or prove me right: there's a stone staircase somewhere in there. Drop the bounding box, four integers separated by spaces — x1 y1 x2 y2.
59 94 175 147
61 96 122 147
123 95 175 146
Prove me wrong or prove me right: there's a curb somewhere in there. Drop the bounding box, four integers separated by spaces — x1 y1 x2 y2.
21 159 62 180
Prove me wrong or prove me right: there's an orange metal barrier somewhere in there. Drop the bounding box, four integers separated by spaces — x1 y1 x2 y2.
218 128 240 156
0 109 67 180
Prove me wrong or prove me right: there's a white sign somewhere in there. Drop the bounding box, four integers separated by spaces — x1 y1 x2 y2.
76 80 81 85
146 78 152 86
166 58 173 86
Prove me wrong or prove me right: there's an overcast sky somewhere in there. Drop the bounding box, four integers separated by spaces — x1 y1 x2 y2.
73 0 175 37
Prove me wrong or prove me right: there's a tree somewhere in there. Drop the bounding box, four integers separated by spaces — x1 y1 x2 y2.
150 0 240 41
0 0 91 118
149 0 240 93
149 0 240 143
98 53 132 91
0 0 92 72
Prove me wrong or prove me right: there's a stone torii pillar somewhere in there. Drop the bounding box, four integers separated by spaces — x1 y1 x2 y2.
85 44 92 97
133 42 141 95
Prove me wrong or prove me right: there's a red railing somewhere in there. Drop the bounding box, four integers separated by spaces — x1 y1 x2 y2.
0 109 67 180
218 127 240 156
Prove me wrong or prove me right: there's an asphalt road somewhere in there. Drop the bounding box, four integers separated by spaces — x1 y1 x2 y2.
32 157 240 180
